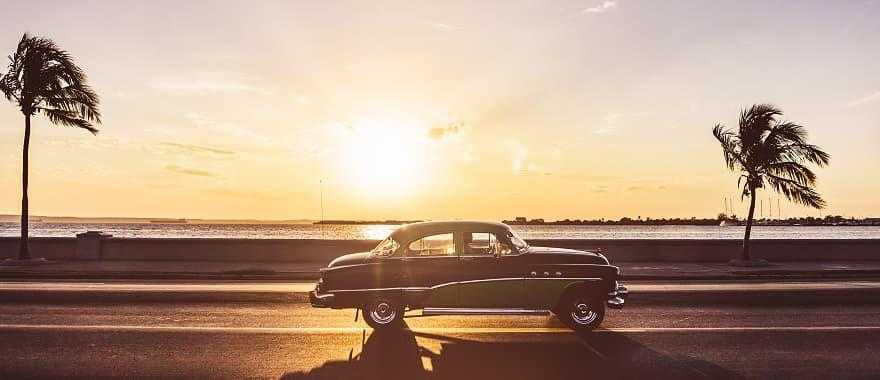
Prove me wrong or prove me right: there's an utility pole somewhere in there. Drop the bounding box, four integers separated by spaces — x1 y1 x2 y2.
319 179 325 239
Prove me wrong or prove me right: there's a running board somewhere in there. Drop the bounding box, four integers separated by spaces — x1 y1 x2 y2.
422 308 551 316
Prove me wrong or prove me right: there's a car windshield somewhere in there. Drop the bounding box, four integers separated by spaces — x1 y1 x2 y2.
371 236 399 257
507 230 528 253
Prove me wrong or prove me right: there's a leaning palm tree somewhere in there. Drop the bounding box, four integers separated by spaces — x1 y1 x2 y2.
0 33 101 260
713 104 829 263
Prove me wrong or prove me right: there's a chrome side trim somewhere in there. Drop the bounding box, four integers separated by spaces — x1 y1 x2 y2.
331 287 430 294
454 278 523 285
422 308 551 316
327 277 603 294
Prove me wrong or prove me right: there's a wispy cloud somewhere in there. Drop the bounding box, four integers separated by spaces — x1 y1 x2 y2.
847 91 880 108
151 71 271 95
159 142 235 156
626 184 670 192
427 123 463 140
423 20 455 32
583 1 618 14
165 164 216 177
592 113 625 135
205 189 304 201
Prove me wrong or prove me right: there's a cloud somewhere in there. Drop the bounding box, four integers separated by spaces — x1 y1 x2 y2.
557 174 619 182
427 123 463 140
159 142 235 156
165 164 216 177
184 112 217 127
592 113 625 135
423 20 455 32
627 184 669 192
151 71 271 95
205 188 306 201
847 91 880 108
583 1 617 13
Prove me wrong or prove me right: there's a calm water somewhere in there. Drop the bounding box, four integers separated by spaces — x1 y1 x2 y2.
1 222 878 240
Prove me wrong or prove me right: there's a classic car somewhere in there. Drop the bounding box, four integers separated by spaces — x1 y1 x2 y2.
309 221 627 331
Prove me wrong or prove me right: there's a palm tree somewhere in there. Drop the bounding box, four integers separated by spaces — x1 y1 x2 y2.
713 104 829 262
0 34 101 260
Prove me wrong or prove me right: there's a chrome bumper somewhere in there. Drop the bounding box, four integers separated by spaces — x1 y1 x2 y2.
606 282 628 309
309 289 335 308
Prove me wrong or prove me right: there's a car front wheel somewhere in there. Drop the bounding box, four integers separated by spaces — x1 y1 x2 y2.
558 294 605 331
363 297 404 329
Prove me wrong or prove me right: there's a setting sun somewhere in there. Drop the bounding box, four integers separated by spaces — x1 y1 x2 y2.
338 117 429 198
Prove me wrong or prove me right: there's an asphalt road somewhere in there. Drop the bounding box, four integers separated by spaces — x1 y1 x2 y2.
1 280 879 379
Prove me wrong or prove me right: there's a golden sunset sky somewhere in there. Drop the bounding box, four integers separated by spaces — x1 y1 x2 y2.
1 1 878 221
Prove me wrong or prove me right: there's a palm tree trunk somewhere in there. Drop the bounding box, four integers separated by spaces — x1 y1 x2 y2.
741 185 757 261
19 115 31 260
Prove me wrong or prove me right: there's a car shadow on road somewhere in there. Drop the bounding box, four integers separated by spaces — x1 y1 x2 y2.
279 323 742 380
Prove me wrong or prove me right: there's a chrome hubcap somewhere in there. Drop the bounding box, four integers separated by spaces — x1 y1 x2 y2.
369 300 397 324
571 300 598 325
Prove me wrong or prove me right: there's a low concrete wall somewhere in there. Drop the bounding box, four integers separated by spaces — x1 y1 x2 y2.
101 238 378 262
1 236 878 263
0 237 77 260
531 239 880 262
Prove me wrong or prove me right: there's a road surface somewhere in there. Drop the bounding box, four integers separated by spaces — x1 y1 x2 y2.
0 280 879 379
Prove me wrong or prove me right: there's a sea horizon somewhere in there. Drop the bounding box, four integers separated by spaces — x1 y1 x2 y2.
2 221 879 240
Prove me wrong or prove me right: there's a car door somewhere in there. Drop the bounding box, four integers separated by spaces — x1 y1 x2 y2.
403 231 460 308
453 231 528 309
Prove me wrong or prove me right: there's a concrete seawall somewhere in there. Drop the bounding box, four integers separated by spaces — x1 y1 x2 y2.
1 236 879 263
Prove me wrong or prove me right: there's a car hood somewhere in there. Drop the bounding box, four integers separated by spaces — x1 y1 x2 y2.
328 251 371 267
526 246 609 264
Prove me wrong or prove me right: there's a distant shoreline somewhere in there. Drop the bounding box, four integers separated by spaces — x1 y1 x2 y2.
313 220 423 225
1 215 877 227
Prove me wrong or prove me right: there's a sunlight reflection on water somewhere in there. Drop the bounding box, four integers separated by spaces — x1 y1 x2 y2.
1 222 879 240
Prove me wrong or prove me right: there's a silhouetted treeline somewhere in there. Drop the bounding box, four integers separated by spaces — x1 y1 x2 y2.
503 215 880 226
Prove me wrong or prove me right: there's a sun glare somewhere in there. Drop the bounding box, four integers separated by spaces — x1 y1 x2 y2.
339 117 428 198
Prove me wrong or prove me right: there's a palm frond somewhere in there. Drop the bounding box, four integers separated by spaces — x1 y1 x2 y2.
0 33 101 131
781 143 830 167
766 174 827 209
712 124 743 171
37 107 99 134
738 104 781 150
765 161 817 186
765 121 807 145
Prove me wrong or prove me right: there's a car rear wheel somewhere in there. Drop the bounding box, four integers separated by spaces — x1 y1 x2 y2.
558 294 605 331
363 297 405 329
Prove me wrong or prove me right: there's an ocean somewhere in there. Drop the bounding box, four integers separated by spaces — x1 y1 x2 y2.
1 222 879 240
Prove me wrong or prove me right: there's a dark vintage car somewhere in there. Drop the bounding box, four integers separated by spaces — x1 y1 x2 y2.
310 221 627 331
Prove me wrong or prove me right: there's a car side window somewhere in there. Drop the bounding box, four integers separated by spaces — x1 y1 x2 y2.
462 232 512 256
407 233 455 257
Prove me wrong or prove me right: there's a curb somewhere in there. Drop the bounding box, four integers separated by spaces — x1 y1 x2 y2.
0 271 320 281
2 270 880 282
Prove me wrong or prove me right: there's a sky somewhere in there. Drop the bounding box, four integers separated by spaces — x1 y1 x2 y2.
0 0 878 221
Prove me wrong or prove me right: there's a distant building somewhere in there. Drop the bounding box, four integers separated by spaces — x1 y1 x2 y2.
515 217 527 223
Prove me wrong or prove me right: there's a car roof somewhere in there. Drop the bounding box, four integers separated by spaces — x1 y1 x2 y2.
390 220 510 241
